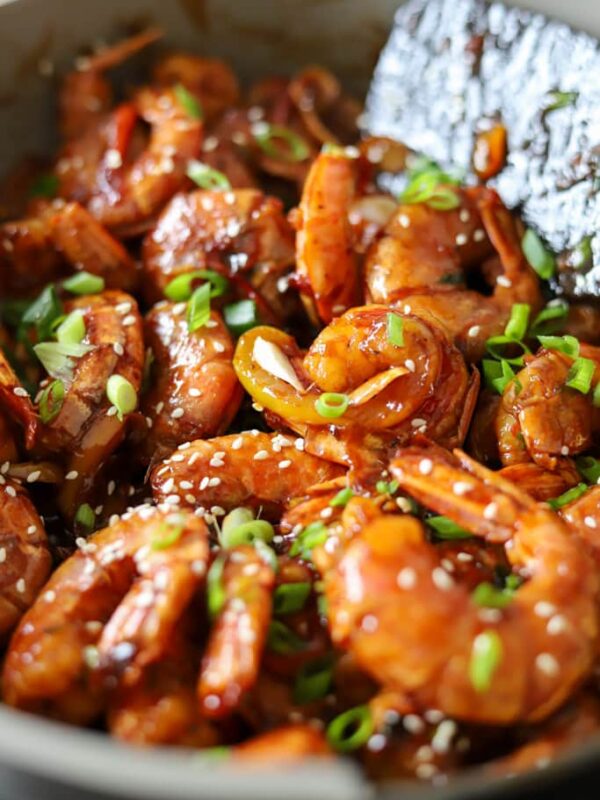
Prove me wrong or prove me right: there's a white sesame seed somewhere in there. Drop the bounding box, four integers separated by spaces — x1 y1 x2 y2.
536 652 559 677
165 494 181 505
411 418 427 428
161 478 176 494
416 745 434 762
13 387 28 397
113 342 124 356
209 457 225 468
432 567 454 591
584 516 597 528
396 497 413 513
398 213 410 228
321 507 334 519
397 567 417 589
171 407 184 419
403 714 425 734
473 229 486 242
0 548 5 563
199 477 209 490
5 485 16 498
253 450 269 461
560 446 569 456
189 388 201 397
547 615 568 635
459 209 470 223
1 462 10 474
455 233 468 246
231 436 244 450
107 480 116 496
431 720 457 754
179 480 193 490
279 459 292 469
424 709 444 724
105 149 123 169
467 325 481 338
483 502 498 520
405 359 416 372
26 471 41 483
453 481 472 495
534 601 556 618
361 614 379 632
213 342 225 354
171 454 185 462
208 477 221 487
441 558 455 572
16 579 26 594
203 694 221 710
115 302 132 315
294 438 305 451
44 590 56 602
497 275 512 288
456 552 473 562
419 458 433 475
185 493 197 504
65 470 78 480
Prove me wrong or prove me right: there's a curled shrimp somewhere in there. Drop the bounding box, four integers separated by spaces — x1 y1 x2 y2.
0 349 37 449
34 290 144 521
0 201 138 297
151 431 344 518
0 479 51 640
3 506 209 723
198 545 274 718
234 306 477 450
320 447 598 724
496 345 600 469
140 302 242 463
142 188 295 304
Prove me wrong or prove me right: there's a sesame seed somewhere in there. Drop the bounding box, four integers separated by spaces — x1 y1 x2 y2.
199 477 209 490
397 567 417 589
189 388 201 397
210 506 225 516
441 558 455 572
419 458 433 475
584 516 597 528
179 480 193 490
416 764 438 780
44 590 56 602
253 450 269 461
171 454 185 462
171 407 184 419
232 437 244 450
416 745 434 762
361 614 379 632
113 342 124 356
109 514 120 526
208 477 221 487
534 601 556 618
107 406 118 417
26 471 41 483
456 552 473 562
321 507 334 519
366 733 387 752
453 481 472 495
13 387 28 397
165 494 181 505
483 502 498 520
467 325 481 338
399 214 410 228
107 480 116 495
1 462 10 474
497 275 512 288
16 579 26 594
411 418 427 428
455 233 468 246
459 209 470 223
403 714 425 734
162 478 174 493
26 525 37 535
536 652 559 677
294 438 305 451
5 486 16 497
203 694 221 710
279 459 292 469
396 497 413 513
432 567 454 591
431 720 457 754
213 342 225 354
405 359 416 372
424 709 444 724
560 446 569 456
185 493 197 504
0 548 5 562
115 302 132 315
209 457 225 468
473 229 486 242
547 615 568 635
105 149 123 169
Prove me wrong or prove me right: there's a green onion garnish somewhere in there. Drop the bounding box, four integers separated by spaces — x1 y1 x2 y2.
33 341 91 381
290 521 328 560
220 519 274 550
329 487 354 508
387 312 404 347
164 269 229 302
427 515 472 540
482 358 517 395
187 283 211 333
273 582 312 615
22 285 63 342
267 620 306 655
548 482 588 510
106 374 137 421
187 160 231 190
566 357 596 395
576 456 600 484
174 83 204 120
485 335 530 366
545 90 578 112
55 310 85 345
62 272 105 295
151 517 185 550
293 656 334 704
253 123 310 163
426 186 461 210
29 173 59 199
593 383 600 408
570 236 593 270
537 335 580 359
529 300 569 337
522 229 555 280
326 705 374 753
375 479 399 496
74 503 96 535
223 299 259 336
469 631 503 693
207 556 226 618
38 379 65 424
504 303 531 342
254 539 278 572
315 392 349 419
472 581 514 609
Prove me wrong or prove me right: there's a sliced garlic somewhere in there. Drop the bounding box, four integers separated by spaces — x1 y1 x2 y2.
252 337 304 392
348 366 408 406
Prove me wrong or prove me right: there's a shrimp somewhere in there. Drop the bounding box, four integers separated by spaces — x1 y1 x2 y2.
0 349 37 449
496 345 600 469
141 188 295 304
3 506 209 723
56 86 202 236
35 290 144 521
234 306 477 451
319 446 598 724
0 479 51 640
139 303 243 463
198 545 274 718
151 432 344 518
293 149 360 324
560 485 600 568
0 201 138 297
367 189 543 362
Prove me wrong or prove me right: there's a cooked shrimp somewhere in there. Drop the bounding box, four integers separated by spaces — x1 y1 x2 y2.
0 349 37 449
0 201 138 296
560 485 600 568
140 303 242 463
233 725 332 761
496 345 600 469
142 188 295 304
198 545 274 718
235 306 477 450
57 86 202 236
498 463 580 502
35 290 144 521
319 447 598 724
3 506 209 722
294 149 360 324
288 66 360 147
0 479 51 640
151 432 344 518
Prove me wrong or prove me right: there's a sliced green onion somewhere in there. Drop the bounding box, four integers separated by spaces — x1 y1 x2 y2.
187 160 231 190
253 123 310 162
187 283 211 333
593 383 600 408
387 312 404 347
39 379 65 424
220 519 274 549
174 83 203 120
537 335 580 358
482 358 517 395
375 479 399 496
290 521 328 560
62 271 105 295
570 236 593 270
224 299 259 336
545 90 578 112
401 170 461 208
529 300 569 336
326 706 374 753
273 582 312 615
427 515 472 540
485 335 530 366
55 310 86 345
207 556 226 618
566 357 595 395
164 269 229 302
33 341 91 381
548 482 588 510
74 503 95 535
472 582 514 609
330 487 354 508
426 186 461 210
504 303 530 341
469 631 503 693
576 456 600 484
151 514 186 550
254 539 278 572
22 285 63 342
106 374 137 421
267 620 306 654
315 392 349 419
293 656 334 704
220 507 254 539
29 173 59 199
522 229 555 280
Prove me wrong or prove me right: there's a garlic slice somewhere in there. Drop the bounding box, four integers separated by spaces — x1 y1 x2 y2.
252 337 304 392
348 366 408 407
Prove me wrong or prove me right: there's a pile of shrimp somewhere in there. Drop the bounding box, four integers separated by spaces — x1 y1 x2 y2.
2 28 600 786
